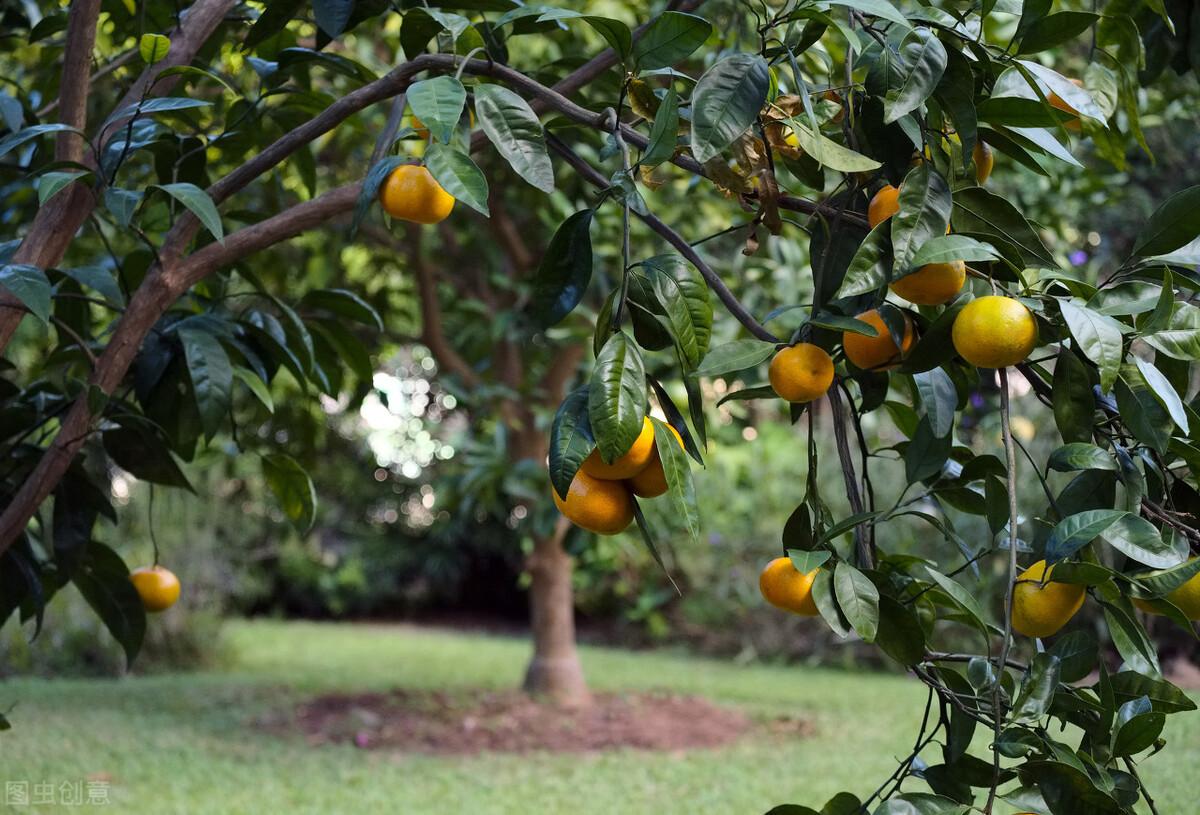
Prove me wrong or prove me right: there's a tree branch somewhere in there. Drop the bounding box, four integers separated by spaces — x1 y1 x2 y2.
546 134 779 343
54 0 102 163
828 386 873 569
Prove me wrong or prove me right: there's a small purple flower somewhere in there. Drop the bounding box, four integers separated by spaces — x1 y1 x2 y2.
354 731 370 748
970 392 985 409
1068 250 1088 266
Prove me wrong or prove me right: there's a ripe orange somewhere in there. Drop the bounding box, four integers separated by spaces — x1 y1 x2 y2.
890 261 965 306
759 557 820 616
951 295 1038 368
868 185 901 229
628 423 684 498
973 141 994 184
1011 560 1085 638
582 416 655 480
552 470 634 535
130 565 181 613
768 343 834 403
1133 560 1200 619
843 309 915 371
379 165 455 224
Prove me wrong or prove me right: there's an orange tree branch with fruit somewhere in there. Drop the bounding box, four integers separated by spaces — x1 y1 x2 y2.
2 1 1200 812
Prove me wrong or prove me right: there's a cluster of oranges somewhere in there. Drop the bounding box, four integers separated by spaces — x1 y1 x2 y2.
765 139 1037 411
552 417 684 536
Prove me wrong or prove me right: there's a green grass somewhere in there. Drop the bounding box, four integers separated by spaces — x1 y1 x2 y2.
2 620 1197 814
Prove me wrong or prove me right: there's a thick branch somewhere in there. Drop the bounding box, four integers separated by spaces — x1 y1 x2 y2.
547 135 779 343
405 226 482 388
0 0 235 351
55 0 102 163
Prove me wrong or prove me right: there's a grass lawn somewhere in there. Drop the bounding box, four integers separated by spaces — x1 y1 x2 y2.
2 620 1197 814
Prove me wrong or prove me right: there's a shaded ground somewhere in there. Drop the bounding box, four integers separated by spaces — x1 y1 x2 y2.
276 689 802 754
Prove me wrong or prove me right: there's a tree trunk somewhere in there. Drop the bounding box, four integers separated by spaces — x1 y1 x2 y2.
522 517 591 706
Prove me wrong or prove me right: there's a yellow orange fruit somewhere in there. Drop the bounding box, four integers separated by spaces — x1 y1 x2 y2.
759 557 820 616
130 565 181 613
951 295 1038 368
552 470 634 535
973 141 994 184
890 261 966 306
582 416 655 480
843 309 915 371
1048 79 1085 131
628 424 685 499
1011 560 1086 638
379 165 455 224
868 185 901 229
768 343 835 403
1133 561 1200 619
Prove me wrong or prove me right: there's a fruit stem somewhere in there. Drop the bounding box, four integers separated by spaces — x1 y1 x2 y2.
984 366 1020 814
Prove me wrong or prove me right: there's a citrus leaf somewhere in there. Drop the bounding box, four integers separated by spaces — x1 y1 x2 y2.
892 163 953 271
653 417 701 546
177 326 233 441
642 89 679 168
694 338 775 377
0 263 51 323
1059 299 1124 393
783 118 882 172
529 210 593 328
424 142 489 216
907 235 999 269
1132 185 1200 258
138 32 171 63
1099 514 1182 569
588 332 646 463
350 156 406 238
153 182 224 242
1045 509 1127 563
407 75 466 144
1047 443 1116 472
548 387 595 500
262 453 316 531
473 83 554 193
690 53 770 163
632 11 711 71
37 170 90 206
834 561 879 642
884 28 947 124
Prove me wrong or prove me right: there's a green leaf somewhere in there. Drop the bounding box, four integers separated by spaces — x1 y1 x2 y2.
837 222 891 297
548 387 594 500
103 427 193 490
0 263 51 323
233 367 274 413
0 123 83 160
1047 443 1116 472
177 326 233 441
632 11 712 71
884 28 948 124
925 566 993 634
1052 347 1094 444
588 332 646 463
1018 11 1099 54
1012 652 1061 724
473 84 554 193
1130 557 1200 597
407 75 466 144
783 119 882 172
641 89 679 168
905 415 951 482
1059 299 1124 393
690 53 770 163
37 170 90 205
0 91 23 133
1115 371 1170 454
834 562 878 642
630 500 677 591
913 367 956 438
1112 702 1165 757
582 17 633 61
529 210 592 328
313 0 354 37
1132 185 1200 258
299 288 383 331
423 143 490 216
1100 514 1182 569
951 186 1056 268
642 254 712 359
907 235 998 269
811 567 852 637
787 549 831 573
874 793 966 814
153 182 224 242
1107 671 1195 712
72 541 145 667
653 417 701 546
1048 630 1099 683
138 32 171 63
1132 356 1188 433
694 339 775 377
824 0 911 29
1101 599 1161 677
262 453 317 531
59 265 125 307
104 187 143 227
892 164 953 272
351 156 407 237
875 596 926 666
1045 509 1126 562
810 313 880 335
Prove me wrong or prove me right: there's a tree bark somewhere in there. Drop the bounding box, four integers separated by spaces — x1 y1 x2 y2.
522 516 591 707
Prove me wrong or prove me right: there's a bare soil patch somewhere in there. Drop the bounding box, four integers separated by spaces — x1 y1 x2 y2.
274 689 810 755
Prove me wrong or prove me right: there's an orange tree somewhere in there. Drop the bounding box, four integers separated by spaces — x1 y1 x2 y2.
2 0 1200 810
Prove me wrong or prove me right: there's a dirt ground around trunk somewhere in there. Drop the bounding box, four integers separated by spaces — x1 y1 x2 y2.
268 689 811 755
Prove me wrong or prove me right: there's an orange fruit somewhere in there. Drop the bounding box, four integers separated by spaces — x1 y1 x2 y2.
552 470 634 535
759 557 820 616
890 261 966 306
1133 560 1200 619
973 141 994 184
130 565 181 613
843 309 915 371
951 295 1038 368
1048 79 1084 131
378 165 455 224
628 424 684 498
582 416 655 480
768 343 835 403
868 185 901 229
1011 560 1085 638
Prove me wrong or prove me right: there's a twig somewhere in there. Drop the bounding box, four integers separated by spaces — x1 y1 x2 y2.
828 385 872 569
